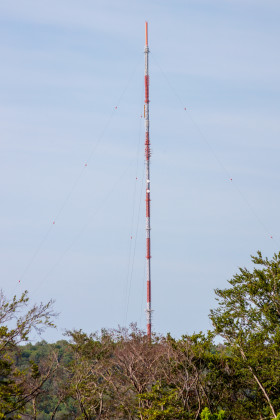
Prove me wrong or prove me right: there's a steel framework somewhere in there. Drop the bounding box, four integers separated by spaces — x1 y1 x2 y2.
144 22 152 339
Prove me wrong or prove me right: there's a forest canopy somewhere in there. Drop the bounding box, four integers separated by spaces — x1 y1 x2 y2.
1 251 280 419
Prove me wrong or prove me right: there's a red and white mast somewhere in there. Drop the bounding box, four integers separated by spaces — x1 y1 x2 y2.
144 22 152 339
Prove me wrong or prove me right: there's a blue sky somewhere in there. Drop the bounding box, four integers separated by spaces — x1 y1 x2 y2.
1 0 280 341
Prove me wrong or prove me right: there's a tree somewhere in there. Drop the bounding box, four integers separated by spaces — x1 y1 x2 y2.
18 340 77 419
163 332 244 419
66 325 169 419
210 251 280 419
0 290 56 417
66 328 116 419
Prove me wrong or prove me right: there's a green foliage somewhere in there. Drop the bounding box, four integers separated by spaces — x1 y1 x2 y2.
0 290 56 417
139 381 187 419
210 251 280 419
201 407 225 420
19 339 76 418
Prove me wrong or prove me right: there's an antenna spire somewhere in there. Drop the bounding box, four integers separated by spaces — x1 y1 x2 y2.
144 22 152 339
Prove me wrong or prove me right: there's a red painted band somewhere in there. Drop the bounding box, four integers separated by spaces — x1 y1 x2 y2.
146 238 150 258
147 280 151 301
145 75 149 103
147 323 151 337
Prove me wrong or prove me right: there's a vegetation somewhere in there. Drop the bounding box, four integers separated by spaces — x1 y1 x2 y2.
1 251 280 418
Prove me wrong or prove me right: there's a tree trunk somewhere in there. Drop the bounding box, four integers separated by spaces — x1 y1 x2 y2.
32 398 37 420
239 347 277 419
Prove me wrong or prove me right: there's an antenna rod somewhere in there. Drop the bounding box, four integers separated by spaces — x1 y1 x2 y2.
144 21 152 339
